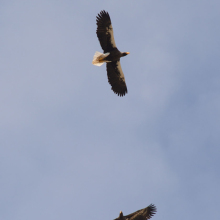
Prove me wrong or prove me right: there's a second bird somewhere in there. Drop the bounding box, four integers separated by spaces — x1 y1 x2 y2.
92 10 130 97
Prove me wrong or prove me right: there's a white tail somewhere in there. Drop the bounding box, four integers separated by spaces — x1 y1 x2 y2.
92 51 110 66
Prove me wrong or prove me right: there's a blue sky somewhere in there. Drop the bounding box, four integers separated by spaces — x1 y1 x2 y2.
1 1 220 220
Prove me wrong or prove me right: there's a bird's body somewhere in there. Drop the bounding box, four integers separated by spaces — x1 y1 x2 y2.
92 10 130 97
103 48 129 62
114 204 157 220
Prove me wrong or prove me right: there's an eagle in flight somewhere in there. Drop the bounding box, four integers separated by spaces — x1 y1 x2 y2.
114 204 157 220
92 10 130 97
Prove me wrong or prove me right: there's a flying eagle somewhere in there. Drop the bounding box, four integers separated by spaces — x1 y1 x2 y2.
92 10 130 97
114 204 157 220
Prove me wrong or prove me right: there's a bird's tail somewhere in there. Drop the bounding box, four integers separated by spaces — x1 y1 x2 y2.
92 51 110 66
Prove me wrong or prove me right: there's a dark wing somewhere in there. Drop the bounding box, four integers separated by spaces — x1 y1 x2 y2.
96 10 117 53
124 204 157 220
106 61 127 97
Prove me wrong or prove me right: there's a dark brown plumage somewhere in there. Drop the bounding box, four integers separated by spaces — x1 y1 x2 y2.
93 10 130 97
114 204 157 220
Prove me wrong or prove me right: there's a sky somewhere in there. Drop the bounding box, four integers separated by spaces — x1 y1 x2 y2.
1 0 220 220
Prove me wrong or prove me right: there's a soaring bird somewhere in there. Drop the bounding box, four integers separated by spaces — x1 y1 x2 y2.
92 10 130 97
114 204 157 220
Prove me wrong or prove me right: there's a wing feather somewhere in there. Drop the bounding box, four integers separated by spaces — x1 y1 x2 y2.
106 61 127 97
96 10 116 53
123 204 157 220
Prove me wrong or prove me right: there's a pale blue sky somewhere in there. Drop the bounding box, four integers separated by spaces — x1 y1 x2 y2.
1 1 220 220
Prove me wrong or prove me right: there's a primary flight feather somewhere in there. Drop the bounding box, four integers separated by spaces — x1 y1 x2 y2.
92 10 130 97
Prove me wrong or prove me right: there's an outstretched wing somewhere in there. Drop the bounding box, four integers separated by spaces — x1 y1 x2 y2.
124 204 157 220
106 61 127 97
96 10 117 53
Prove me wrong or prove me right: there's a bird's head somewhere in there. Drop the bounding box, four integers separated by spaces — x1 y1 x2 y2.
121 52 130 57
119 211 124 219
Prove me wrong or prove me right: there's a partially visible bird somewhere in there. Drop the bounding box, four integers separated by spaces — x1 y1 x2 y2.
92 10 130 97
114 204 157 220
